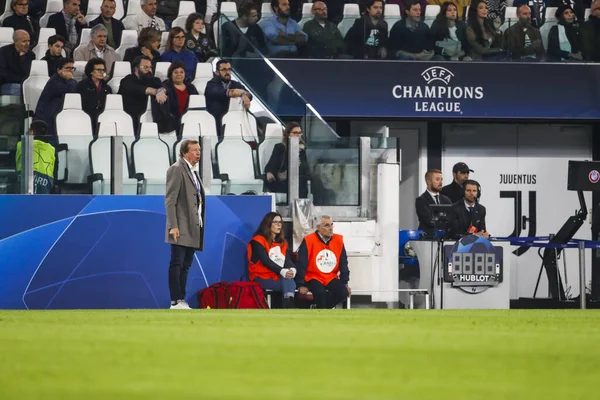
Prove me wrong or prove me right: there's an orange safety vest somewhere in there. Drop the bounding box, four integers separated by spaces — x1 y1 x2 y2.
247 235 288 281
304 232 344 286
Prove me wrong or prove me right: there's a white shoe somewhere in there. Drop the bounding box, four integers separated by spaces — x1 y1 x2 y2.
170 302 186 309
179 300 191 309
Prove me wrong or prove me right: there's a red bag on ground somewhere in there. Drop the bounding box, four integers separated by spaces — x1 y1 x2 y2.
197 282 229 309
228 282 269 309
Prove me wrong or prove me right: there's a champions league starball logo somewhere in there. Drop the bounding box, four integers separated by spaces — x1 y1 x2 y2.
444 235 504 294
589 170 600 184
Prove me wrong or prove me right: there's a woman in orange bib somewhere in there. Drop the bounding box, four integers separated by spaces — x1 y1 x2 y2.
247 212 297 308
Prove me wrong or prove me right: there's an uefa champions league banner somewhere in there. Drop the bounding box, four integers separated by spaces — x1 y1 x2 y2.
0 195 271 310
254 59 600 120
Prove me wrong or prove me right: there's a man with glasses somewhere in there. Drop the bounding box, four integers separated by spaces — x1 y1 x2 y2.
118 55 165 134
295 216 351 309
582 0 600 61
302 1 346 58
88 0 125 48
33 58 78 139
125 0 166 33
204 59 252 138
3 0 40 47
47 0 88 56
74 24 118 74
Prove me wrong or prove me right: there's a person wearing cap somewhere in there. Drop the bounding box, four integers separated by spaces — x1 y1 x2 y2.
441 162 473 203
547 4 583 61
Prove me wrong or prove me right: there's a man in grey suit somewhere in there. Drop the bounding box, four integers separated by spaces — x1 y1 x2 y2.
165 139 205 310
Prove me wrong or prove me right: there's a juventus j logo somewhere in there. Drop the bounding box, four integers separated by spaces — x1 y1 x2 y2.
500 191 537 256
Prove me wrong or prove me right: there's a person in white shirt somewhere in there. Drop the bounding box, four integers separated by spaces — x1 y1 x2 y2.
73 24 118 74
124 0 166 33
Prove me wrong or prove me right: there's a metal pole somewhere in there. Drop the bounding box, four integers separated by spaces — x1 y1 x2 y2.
200 136 212 194
579 241 587 309
359 137 371 218
287 136 299 206
110 135 123 195
21 133 34 194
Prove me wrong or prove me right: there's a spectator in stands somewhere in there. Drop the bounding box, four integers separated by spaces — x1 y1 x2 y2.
303 1 347 58
395 0 428 20
345 0 388 59
160 28 197 80
581 0 600 61
513 0 545 28
123 27 162 70
466 0 504 60
389 1 434 60
156 0 178 29
124 0 166 33
548 4 583 61
247 212 297 309
204 59 252 138
34 57 77 138
430 2 471 60
441 162 472 203
222 0 267 57
485 0 507 24
0 30 34 96
88 0 125 49
2 0 40 48
152 61 198 134
504 5 545 60
262 0 307 57
76 58 112 132
550 0 587 23
264 121 309 198
47 0 88 56
74 24 118 74
296 215 351 309
15 120 56 194
428 0 469 20
41 35 65 77
415 169 452 233
118 55 165 134
185 13 218 62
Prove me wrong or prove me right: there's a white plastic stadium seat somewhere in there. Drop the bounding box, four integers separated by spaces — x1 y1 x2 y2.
0 1 12 23
178 1 196 17
298 3 313 28
32 28 57 60
545 7 558 22
154 62 170 81
181 95 218 152
109 61 131 93
217 139 263 194
79 28 92 47
132 122 171 194
424 5 440 27
97 95 136 151
73 61 86 81
222 108 259 142
86 0 103 22
113 0 125 20
586 8 591 19
264 123 283 138
192 63 214 94
258 137 280 176
89 131 140 194
385 4 401 32
126 0 142 16
40 0 63 27
261 3 274 19
0 27 13 47
338 4 360 38
23 61 50 113
115 30 138 59
499 7 518 32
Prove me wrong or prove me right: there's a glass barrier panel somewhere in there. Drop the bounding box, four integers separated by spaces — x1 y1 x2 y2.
0 103 29 194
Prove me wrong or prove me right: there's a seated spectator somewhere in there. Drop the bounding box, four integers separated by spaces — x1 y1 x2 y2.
152 61 199 134
124 0 166 33
345 0 387 59
204 59 252 138
47 0 88 56
118 55 165 134
185 13 218 62
247 212 297 309
88 0 125 48
513 0 545 28
548 4 583 61
74 24 118 74
303 1 347 59
2 0 40 47
160 28 197 80
262 0 307 57
550 0 587 23
504 5 545 61
395 0 428 20
0 30 35 96
264 122 309 198
41 35 66 76
430 2 471 60
466 0 504 60
428 0 469 20
485 0 507 24
581 0 600 61
123 27 162 70
34 58 77 138
15 120 56 194
76 58 112 132
389 1 434 60
156 0 178 29
222 0 267 57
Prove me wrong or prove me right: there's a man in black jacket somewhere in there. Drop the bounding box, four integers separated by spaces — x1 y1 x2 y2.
41 35 66 76
88 0 125 48
415 168 452 234
47 0 88 56
118 55 165 135
204 59 252 138
441 162 473 203
344 0 388 59
0 30 35 95
449 179 490 238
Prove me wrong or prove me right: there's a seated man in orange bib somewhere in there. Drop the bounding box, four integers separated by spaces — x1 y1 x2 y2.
296 215 351 309
247 212 297 308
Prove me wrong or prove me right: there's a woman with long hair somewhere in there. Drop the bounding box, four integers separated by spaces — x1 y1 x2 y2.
123 27 162 70
430 2 471 60
160 27 198 80
247 212 297 308
264 122 309 199
465 0 504 60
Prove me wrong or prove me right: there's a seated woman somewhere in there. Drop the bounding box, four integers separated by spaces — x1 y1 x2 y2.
264 122 309 199
548 5 583 62
160 27 198 80
151 61 199 134
76 58 112 133
123 27 162 71
185 13 218 62
2 0 40 47
247 212 297 308
430 2 471 61
466 0 504 60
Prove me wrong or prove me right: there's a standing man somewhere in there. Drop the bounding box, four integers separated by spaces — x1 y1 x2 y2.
295 216 351 309
165 139 205 310
450 179 490 238
441 162 473 203
415 169 452 233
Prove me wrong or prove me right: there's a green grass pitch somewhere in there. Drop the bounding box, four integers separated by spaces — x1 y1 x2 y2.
0 310 599 399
